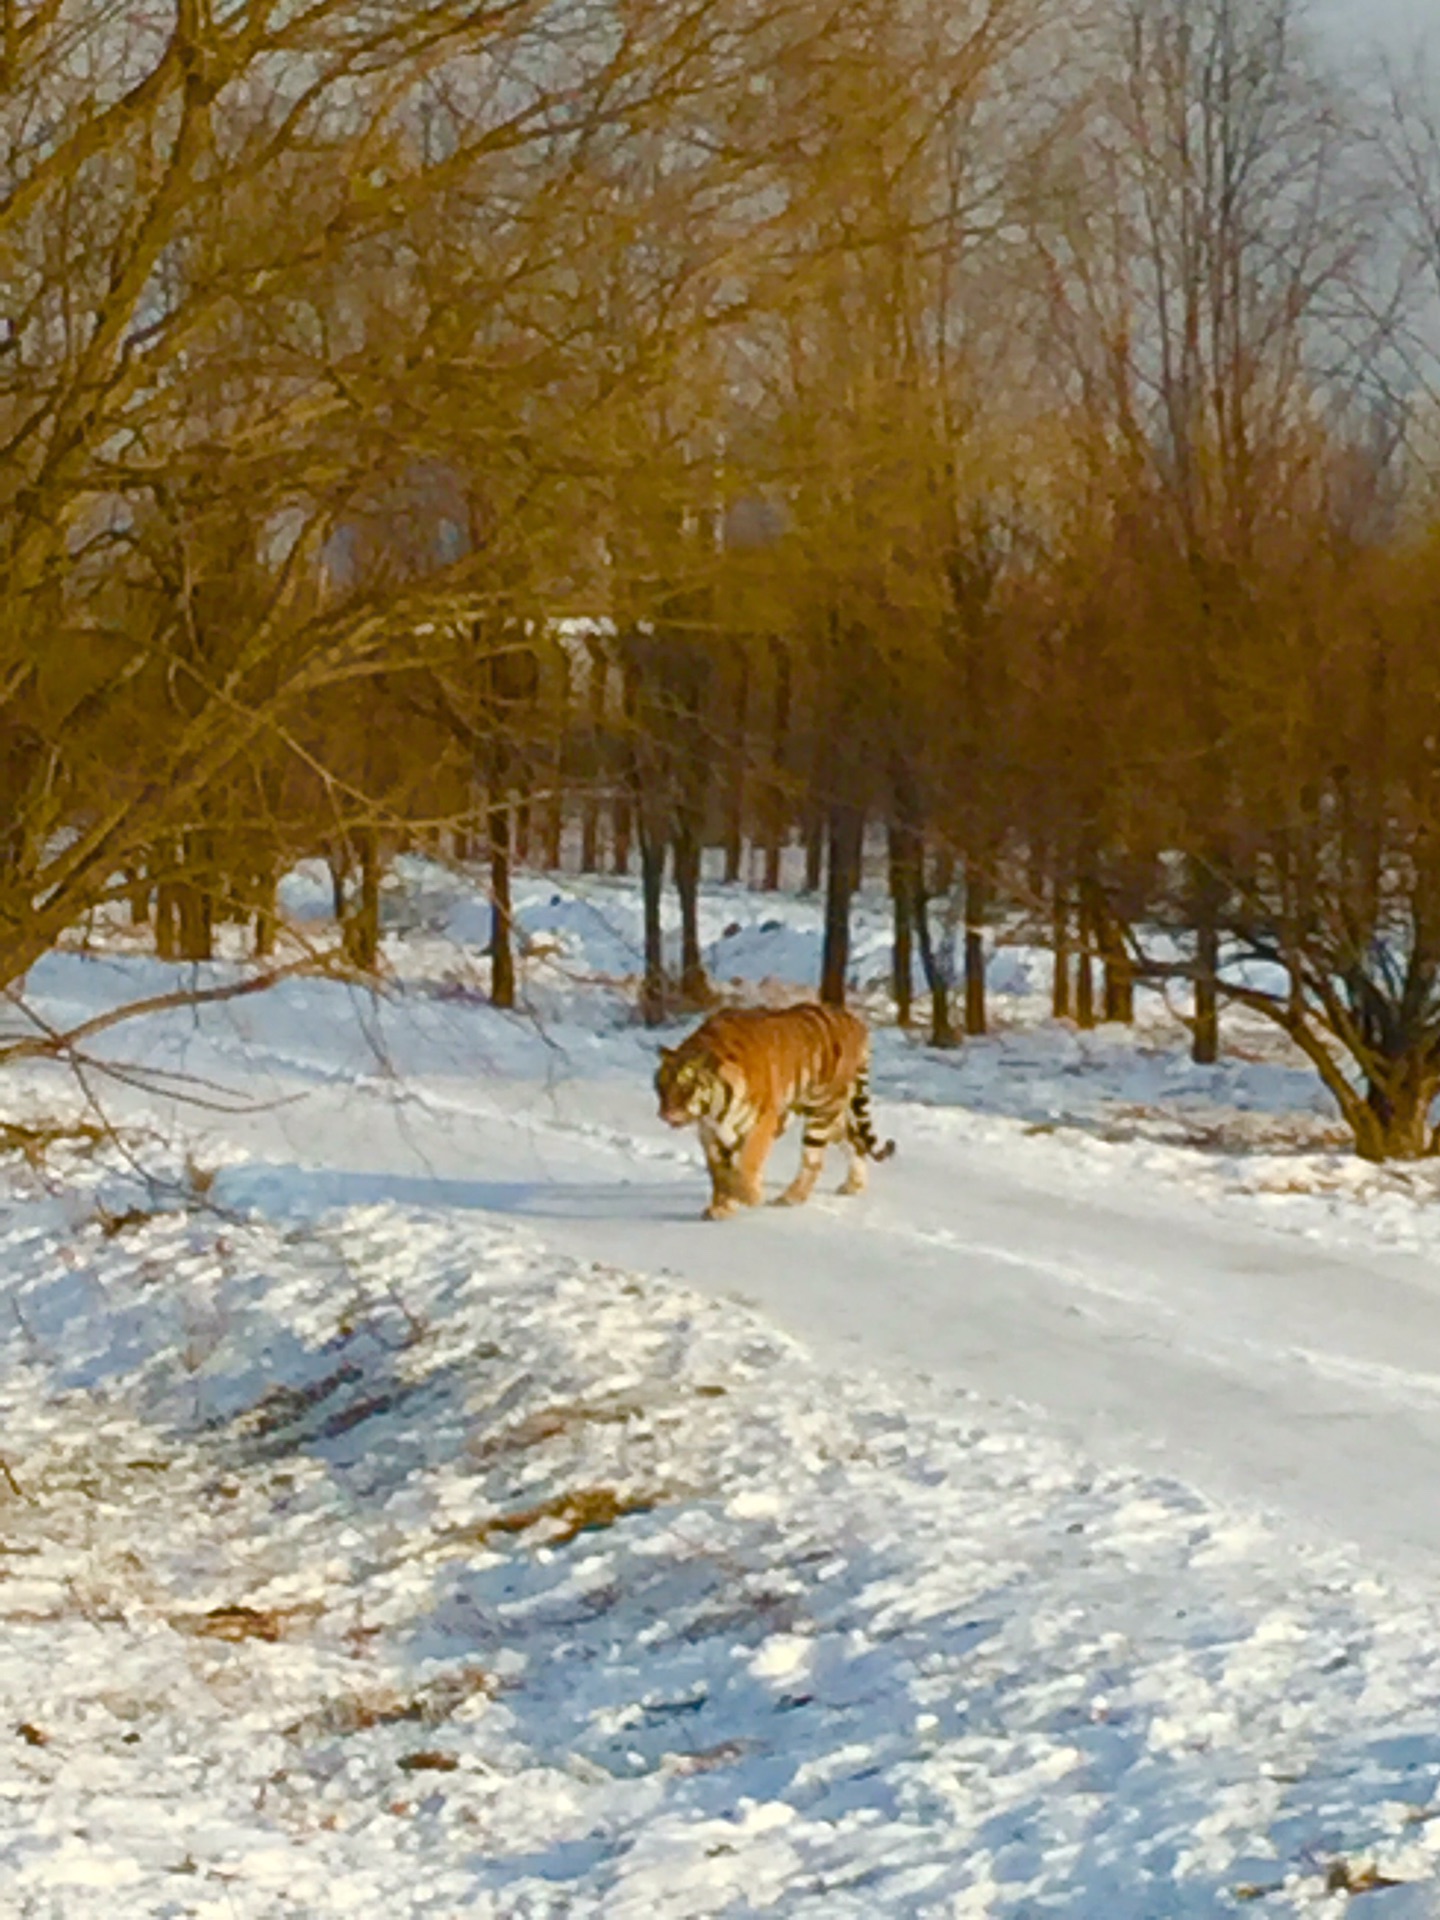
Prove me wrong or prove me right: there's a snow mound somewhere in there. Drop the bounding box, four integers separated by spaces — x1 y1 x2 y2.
0 1145 1436 1914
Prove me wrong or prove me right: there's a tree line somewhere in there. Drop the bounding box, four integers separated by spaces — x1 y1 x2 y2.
7 0 1440 1160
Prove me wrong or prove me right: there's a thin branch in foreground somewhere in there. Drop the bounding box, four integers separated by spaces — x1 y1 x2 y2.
0 951 347 1067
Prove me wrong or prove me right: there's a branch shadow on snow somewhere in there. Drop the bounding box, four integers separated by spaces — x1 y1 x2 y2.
405 1514 1010 1902
18 1167 1440 1911
11 1233 484 1513
394 1500 1440 1916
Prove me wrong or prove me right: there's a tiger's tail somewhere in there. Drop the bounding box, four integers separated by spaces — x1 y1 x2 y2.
849 1067 896 1162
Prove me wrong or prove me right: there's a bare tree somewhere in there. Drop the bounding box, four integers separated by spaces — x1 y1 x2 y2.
0 0 757 1048
1030 0 1375 1059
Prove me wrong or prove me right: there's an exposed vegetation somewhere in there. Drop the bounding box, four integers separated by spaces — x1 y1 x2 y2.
8 0 1440 1158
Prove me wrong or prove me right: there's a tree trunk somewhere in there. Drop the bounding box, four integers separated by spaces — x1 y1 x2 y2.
1051 876 1072 1021
214 838 250 927
126 867 151 926
613 795 633 875
889 820 919 1027
544 791 565 872
359 831 381 971
176 830 214 963
1026 835 1048 912
1191 859 1221 1064
638 816 667 1026
914 861 958 1047
1083 872 1134 1024
253 865 277 959
964 856 987 1037
1101 918 1134 1023
580 797 601 873
328 848 349 923
612 662 639 875
820 804 862 1007
803 805 824 894
1352 1070 1440 1162
673 819 706 1005
155 855 180 961
514 798 532 870
580 638 609 873
762 638 792 891
1074 888 1096 1031
489 799 515 1009
724 647 749 885
342 827 381 973
543 644 570 872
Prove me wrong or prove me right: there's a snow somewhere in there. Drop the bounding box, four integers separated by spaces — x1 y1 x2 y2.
4 861 1440 1912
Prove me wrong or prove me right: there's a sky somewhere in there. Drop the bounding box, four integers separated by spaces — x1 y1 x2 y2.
1315 0 1434 57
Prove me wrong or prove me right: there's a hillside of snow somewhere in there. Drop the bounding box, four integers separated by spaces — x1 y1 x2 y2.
3 860 1440 1915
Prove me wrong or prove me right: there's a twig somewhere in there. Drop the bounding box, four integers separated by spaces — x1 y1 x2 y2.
0 951 344 1064
0 1455 30 1502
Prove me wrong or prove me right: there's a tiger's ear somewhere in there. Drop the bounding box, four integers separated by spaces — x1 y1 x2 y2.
657 1044 676 1063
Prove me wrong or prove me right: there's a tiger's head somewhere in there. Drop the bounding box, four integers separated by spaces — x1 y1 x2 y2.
655 1045 717 1127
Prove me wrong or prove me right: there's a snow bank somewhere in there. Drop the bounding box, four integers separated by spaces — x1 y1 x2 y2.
0 1138 1436 1914
4 860 1440 1913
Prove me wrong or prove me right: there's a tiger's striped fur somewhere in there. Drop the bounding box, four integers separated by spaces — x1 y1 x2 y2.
655 1002 895 1221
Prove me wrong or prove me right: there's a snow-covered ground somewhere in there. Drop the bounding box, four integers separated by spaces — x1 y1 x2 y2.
6 859 1440 1915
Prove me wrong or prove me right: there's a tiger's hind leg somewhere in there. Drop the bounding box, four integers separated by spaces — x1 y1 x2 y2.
843 1068 894 1191
838 1126 868 1195
776 1108 842 1207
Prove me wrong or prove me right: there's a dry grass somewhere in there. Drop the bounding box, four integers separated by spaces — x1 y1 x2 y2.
1323 1858 1404 1896
446 1485 660 1550
0 1119 108 1166
1234 1858 1406 1903
93 1204 158 1238
468 1396 647 1466
396 1749 460 1773
171 1601 322 1645
229 1363 366 1441
1095 1102 1351 1156
284 1667 495 1744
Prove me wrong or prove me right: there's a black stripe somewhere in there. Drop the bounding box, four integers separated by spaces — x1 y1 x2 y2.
847 1095 894 1160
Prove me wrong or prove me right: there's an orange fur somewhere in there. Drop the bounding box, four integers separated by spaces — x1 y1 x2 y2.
655 1002 895 1220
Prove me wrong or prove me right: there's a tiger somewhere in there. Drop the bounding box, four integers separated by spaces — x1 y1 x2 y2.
654 1002 895 1221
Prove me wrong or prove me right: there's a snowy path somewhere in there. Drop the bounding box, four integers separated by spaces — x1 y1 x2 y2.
192 1047 1440 1574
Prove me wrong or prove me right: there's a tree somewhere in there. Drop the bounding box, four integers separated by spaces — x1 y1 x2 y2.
0 0 756 1057
1029 0 1376 1059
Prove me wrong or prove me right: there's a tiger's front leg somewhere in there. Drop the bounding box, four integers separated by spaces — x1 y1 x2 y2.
699 1125 743 1220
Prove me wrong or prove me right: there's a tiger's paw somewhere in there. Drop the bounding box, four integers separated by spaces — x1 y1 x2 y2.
704 1197 741 1221
772 1186 808 1208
